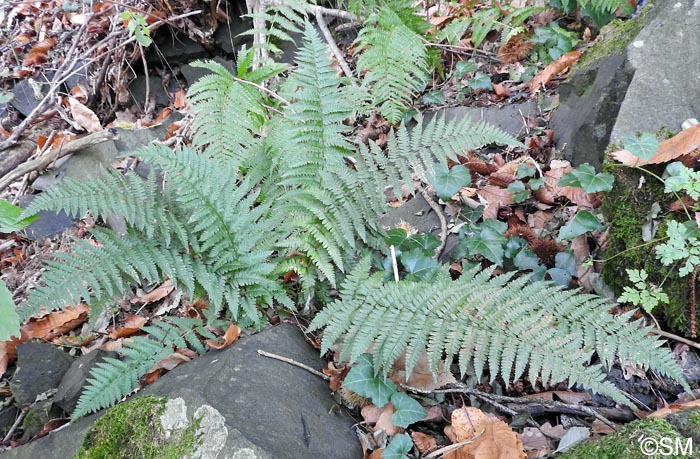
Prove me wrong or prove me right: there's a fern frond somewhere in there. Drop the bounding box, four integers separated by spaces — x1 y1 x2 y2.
579 0 626 13
241 0 312 57
72 318 213 419
186 60 269 167
309 259 688 407
355 6 430 123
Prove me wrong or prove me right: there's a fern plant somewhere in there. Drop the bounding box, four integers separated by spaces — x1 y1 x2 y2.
73 318 217 418
17 23 687 420
309 258 688 407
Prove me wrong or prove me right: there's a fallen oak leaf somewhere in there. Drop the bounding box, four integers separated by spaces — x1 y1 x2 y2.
205 323 240 349
445 406 526 459
412 431 437 453
131 279 174 304
22 37 57 67
23 303 89 340
67 97 102 133
645 124 700 165
108 313 148 339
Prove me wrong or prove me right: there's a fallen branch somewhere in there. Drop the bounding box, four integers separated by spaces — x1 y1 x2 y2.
403 383 617 429
315 7 357 85
257 349 330 381
652 328 700 351
0 129 119 192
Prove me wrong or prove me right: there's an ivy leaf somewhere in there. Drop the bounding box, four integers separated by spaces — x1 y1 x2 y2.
623 132 659 161
0 280 20 341
529 177 544 190
385 228 410 248
453 60 478 78
547 267 572 286
382 433 414 459
559 163 615 193
421 90 446 105
409 233 440 253
400 250 440 281
465 220 507 265
390 392 427 428
507 180 530 203
343 354 396 407
468 72 492 91
554 251 577 276
557 211 605 241
430 164 471 201
513 246 543 271
516 163 536 179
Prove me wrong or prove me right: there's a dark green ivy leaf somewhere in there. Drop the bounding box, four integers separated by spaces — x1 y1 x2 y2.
557 210 605 241
430 164 471 201
559 163 614 193
343 354 396 407
507 180 530 203
390 392 427 428
382 433 414 459
468 72 492 91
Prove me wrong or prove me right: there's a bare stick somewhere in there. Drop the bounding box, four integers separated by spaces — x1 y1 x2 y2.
315 7 357 85
403 383 617 429
653 328 700 351
257 349 330 381
2 407 28 443
389 245 400 282
418 185 447 260
0 129 119 192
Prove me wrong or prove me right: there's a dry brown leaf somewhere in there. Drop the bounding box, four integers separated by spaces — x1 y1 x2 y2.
24 303 89 340
67 97 102 132
108 313 148 339
361 404 383 424
519 427 552 451
205 323 240 349
528 51 581 93
0 330 30 376
591 419 618 434
22 37 57 67
388 351 457 391
477 186 515 219
412 431 437 453
149 351 191 373
539 422 566 439
648 124 700 164
375 403 401 436
648 398 700 418
132 279 174 304
173 88 187 109
498 34 534 64
367 449 384 459
445 407 526 459
492 83 511 98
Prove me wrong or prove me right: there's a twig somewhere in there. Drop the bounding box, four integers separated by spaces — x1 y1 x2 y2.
232 77 291 106
0 129 118 192
652 328 700 351
2 406 28 443
403 383 617 429
423 431 485 458
313 5 359 21
257 349 330 381
315 7 357 85
139 44 151 115
418 185 447 260
471 393 540 427
389 245 400 282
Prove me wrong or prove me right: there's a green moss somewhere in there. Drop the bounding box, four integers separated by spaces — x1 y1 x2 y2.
74 396 199 459
575 2 655 70
560 418 692 459
600 164 691 335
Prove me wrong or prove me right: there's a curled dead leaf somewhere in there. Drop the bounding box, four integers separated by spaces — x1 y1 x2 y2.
205 323 240 349
528 51 581 93
67 97 102 132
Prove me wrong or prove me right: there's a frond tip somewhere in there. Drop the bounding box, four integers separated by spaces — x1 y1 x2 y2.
309 259 688 407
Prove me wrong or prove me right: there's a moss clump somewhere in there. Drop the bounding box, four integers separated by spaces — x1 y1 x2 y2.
600 164 691 335
560 417 692 459
74 396 199 459
575 2 655 70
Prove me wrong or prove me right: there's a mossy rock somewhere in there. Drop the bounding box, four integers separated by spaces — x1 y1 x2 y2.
575 1 655 71
601 164 692 336
559 417 693 459
73 396 199 459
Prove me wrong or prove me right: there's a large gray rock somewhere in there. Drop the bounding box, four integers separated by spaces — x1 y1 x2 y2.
551 0 700 169
9 343 74 406
610 0 700 142
0 324 361 459
54 350 118 415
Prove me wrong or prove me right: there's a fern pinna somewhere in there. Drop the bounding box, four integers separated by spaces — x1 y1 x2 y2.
309 258 689 407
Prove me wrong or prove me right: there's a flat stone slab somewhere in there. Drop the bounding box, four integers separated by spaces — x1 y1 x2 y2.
610 0 700 142
10 343 73 406
1 324 361 459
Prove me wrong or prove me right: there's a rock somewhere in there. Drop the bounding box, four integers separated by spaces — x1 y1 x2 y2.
213 17 253 55
0 325 361 459
610 0 700 143
149 30 208 66
128 75 177 108
0 406 19 438
427 99 552 139
18 193 75 241
667 408 700 446
9 343 73 406
550 0 700 169
54 350 119 415
180 57 236 86
9 72 53 117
